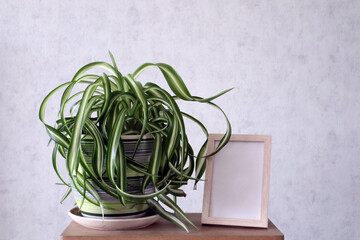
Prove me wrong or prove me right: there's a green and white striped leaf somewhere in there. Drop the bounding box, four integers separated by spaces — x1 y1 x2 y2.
146 199 189 232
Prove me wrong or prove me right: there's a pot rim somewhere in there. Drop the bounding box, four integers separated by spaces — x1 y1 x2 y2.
120 133 154 140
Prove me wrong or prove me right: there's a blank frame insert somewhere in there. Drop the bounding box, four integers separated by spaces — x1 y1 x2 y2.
202 134 271 228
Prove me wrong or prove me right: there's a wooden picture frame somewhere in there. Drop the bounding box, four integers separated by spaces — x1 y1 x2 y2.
201 134 271 228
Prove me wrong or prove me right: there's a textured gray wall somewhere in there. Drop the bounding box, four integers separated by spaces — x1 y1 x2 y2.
1 0 359 239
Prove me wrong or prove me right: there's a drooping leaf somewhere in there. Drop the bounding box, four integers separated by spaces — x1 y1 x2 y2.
146 199 189 232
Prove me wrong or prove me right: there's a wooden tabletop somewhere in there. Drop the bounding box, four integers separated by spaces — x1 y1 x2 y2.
61 213 284 240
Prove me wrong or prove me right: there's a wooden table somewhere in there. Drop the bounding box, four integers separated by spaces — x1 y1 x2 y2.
61 213 284 240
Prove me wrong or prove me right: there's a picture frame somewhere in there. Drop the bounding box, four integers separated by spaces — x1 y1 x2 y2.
201 134 272 228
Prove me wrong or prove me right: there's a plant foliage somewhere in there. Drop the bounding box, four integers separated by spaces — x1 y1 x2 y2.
39 52 232 231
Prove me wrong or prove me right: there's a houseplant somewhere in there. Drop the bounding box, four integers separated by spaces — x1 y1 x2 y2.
39 52 232 231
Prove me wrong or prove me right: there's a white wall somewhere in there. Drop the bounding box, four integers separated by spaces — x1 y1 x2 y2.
1 1 359 239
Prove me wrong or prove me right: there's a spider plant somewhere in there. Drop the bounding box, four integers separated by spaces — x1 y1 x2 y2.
39 52 232 231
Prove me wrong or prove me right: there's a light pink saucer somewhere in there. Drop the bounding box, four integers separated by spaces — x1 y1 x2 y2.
68 207 159 231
